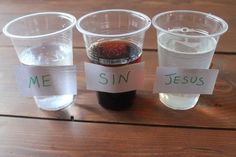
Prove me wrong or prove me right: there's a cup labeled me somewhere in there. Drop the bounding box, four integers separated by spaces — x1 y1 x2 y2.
3 12 77 111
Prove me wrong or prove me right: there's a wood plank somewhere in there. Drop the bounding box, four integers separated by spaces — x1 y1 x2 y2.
0 117 235 156
0 47 236 129
0 0 235 52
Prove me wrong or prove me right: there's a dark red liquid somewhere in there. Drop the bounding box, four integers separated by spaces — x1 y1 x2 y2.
88 40 142 110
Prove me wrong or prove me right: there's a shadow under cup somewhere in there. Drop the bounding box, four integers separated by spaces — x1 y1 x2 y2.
152 10 228 110
3 12 77 111
76 9 151 110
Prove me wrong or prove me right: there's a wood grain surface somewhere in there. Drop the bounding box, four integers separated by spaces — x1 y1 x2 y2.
0 1 236 156
0 0 235 52
0 116 235 157
0 47 235 129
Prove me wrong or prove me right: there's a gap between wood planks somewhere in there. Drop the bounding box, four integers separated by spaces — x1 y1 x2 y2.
0 114 236 131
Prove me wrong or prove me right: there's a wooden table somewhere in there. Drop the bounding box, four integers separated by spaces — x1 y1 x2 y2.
0 0 236 156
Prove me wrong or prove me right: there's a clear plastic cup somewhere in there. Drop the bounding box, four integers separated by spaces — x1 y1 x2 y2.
3 12 77 111
152 10 228 110
76 9 151 110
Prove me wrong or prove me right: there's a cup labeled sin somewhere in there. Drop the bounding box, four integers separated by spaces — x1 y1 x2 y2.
77 9 151 110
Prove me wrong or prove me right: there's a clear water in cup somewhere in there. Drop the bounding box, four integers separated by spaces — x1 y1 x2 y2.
158 28 217 110
19 44 74 110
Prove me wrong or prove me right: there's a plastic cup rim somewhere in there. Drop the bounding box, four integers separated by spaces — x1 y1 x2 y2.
76 9 151 37
152 10 228 38
2 12 76 39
